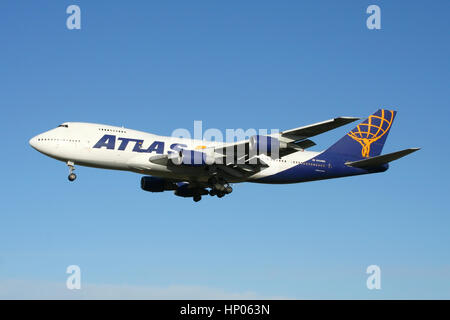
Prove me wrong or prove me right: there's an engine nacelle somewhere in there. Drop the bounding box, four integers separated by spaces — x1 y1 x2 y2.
140 176 177 192
169 149 215 166
249 135 286 155
174 183 209 198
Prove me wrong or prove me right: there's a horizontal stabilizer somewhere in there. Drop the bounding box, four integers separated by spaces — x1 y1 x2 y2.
345 148 420 168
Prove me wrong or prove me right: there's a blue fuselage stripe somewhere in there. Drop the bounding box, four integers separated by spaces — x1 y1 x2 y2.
254 152 388 184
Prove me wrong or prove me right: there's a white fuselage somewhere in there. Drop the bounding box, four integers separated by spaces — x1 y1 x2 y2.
29 122 320 184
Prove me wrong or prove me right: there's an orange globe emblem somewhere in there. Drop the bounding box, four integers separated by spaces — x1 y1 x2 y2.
347 110 394 158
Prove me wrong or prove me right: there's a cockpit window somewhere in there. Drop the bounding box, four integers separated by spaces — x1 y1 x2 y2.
58 124 69 128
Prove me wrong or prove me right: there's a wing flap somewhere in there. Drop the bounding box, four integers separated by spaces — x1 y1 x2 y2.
289 139 316 150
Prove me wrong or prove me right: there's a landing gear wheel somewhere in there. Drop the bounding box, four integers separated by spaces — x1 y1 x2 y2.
67 161 76 182
214 183 225 192
193 195 202 202
208 176 232 197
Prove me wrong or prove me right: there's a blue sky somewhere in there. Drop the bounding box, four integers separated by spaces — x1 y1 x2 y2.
0 1 449 299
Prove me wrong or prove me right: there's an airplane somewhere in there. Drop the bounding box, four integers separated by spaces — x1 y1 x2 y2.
29 109 419 202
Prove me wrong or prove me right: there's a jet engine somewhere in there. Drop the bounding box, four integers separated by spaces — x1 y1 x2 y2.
140 176 177 192
174 183 209 198
249 135 287 155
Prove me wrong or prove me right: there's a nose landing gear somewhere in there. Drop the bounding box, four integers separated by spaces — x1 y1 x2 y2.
67 161 77 182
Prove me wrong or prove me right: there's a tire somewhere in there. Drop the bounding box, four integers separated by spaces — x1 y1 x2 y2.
68 173 77 181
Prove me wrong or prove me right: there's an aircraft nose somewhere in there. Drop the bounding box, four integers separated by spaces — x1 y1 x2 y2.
29 135 39 149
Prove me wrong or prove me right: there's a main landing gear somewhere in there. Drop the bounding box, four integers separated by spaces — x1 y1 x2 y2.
208 177 233 198
67 161 77 182
189 177 233 202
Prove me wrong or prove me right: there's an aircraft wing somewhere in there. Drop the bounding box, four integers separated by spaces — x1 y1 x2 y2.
213 116 360 160
148 116 360 179
278 117 360 141
208 116 360 177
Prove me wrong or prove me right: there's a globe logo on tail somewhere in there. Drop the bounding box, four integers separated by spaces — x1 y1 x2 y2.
347 110 394 158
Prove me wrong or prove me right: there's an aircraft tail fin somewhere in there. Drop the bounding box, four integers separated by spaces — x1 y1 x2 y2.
324 109 397 159
345 148 420 168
